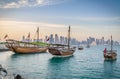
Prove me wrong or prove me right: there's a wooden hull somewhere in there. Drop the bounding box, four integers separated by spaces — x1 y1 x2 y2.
10 46 47 54
104 52 117 60
48 48 75 56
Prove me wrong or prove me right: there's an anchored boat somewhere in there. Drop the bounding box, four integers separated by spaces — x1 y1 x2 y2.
103 36 117 60
78 46 84 50
48 26 76 56
6 27 48 54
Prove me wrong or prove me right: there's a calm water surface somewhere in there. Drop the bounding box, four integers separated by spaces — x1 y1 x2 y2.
0 45 120 79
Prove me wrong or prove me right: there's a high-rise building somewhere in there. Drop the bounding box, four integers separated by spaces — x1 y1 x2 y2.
89 36 95 44
44 36 48 43
22 35 25 42
55 34 59 44
114 41 119 45
64 37 67 45
60 36 63 44
101 37 104 44
106 39 111 45
49 34 54 44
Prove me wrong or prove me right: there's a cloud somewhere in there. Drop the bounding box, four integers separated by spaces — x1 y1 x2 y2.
3 2 20 8
55 16 120 21
0 20 69 40
0 19 119 42
0 0 68 8
0 20 67 28
78 17 120 21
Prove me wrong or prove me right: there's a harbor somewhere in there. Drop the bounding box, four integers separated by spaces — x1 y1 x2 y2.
0 45 120 79
0 26 120 79
0 0 120 79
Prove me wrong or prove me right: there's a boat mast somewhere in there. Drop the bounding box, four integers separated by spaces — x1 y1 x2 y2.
111 35 113 52
28 32 30 43
37 27 39 43
68 26 70 49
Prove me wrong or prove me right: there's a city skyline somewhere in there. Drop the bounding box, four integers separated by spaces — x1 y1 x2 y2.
21 33 120 45
0 0 120 42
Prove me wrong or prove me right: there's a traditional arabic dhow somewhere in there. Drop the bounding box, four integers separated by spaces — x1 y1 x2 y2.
48 26 76 56
6 27 48 54
103 36 117 60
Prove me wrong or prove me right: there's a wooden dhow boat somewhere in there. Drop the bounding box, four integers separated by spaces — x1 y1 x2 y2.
6 27 48 54
48 26 76 56
103 36 117 60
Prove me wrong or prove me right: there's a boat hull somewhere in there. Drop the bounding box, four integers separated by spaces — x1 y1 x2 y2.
10 46 47 54
104 52 117 60
48 48 75 56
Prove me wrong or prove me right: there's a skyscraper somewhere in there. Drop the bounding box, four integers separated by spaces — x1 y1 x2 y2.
22 35 25 42
55 34 59 44
49 34 54 44
101 37 104 45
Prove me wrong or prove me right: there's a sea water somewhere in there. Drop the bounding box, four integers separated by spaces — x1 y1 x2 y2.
0 45 120 79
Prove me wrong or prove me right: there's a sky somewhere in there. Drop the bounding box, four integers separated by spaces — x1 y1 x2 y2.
0 0 120 42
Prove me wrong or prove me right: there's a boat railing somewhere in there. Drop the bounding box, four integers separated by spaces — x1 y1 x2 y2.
106 50 117 53
6 39 47 48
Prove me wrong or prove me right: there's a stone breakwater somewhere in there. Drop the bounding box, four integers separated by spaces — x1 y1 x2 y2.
0 64 24 79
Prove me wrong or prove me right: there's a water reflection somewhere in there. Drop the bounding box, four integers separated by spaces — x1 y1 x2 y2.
11 53 37 58
46 56 74 79
49 56 74 63
104 60 116 79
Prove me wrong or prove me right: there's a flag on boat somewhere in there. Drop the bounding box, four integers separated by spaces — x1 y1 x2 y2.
27 32 30 38
4 34 8 39
46 37 50 41
104 48 107 55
